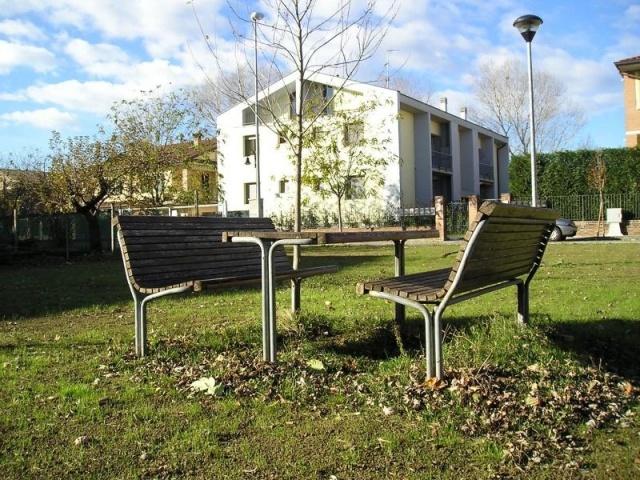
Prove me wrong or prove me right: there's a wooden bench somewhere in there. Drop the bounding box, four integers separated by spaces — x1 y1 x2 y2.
113 215 337 357
357 201 559 379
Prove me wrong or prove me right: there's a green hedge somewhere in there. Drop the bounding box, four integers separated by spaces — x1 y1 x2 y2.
510 147 640 198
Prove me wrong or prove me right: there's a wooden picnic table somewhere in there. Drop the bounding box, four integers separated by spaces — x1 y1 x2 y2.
222 228 439 362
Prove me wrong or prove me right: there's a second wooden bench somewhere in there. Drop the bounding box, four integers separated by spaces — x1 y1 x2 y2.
357 201 559 379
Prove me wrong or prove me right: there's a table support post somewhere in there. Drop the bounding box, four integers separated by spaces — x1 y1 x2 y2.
394 239 406 322
291 279 301 313
230 237 272 361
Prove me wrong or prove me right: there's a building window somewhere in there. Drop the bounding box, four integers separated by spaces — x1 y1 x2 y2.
278 179 289 194
344 122 364 145
289 91 296 118
312 126 327 140
244 182 257 204
243 135 256 157
242 107 256 125
346 176 365 199
201 173 210 189
322 84 334 114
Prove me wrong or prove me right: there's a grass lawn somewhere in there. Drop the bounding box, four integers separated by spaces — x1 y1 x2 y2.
1 241 639 479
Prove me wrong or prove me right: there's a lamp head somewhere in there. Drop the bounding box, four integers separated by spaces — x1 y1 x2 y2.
513 14 543 43
251 12 264 22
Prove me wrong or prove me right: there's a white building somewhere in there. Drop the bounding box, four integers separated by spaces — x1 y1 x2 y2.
216 72 509 220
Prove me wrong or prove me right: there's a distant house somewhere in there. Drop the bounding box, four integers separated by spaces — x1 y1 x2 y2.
106 136 219 216
216 72 509 218
614 55 640 147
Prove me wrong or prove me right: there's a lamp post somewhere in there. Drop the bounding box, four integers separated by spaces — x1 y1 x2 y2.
513 14 543 207
251 11 264 217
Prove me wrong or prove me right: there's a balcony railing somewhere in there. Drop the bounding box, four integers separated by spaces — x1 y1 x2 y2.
432 150 452 172
479 163 494 181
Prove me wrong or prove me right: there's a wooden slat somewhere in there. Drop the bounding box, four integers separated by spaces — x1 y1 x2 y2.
114 215 336 294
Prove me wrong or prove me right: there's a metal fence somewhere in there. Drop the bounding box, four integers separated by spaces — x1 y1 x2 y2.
3 194 638 255
540 194 640 221
0 212 113 256
445 201 469 238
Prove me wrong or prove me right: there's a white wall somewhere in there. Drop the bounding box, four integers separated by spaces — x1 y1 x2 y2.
217 74 509 217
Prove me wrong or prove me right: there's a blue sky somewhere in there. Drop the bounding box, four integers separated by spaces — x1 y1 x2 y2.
1 0 638 161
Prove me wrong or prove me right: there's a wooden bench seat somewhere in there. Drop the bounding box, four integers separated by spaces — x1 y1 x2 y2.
357 201 559 379
114 215 337 356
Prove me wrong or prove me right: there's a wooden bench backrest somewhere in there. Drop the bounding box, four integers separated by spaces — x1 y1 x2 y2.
446 201 559 294
114 216 292 294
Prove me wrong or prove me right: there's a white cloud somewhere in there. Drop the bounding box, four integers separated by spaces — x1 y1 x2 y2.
0 107 76 130
25 0 226 58
65 38 130 65
21 80 130 114
64 38 132 79
0 19 47 41
0 40 56 74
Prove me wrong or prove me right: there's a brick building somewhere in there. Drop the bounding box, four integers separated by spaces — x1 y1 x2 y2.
615 55 640 147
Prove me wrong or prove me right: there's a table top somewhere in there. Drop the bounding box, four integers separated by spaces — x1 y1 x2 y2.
222 228 438 244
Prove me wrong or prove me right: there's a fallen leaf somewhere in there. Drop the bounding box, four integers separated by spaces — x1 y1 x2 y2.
74 435 91 446
620 381 633 396
190 377 224 396
306 359 325 371
422 377 447 390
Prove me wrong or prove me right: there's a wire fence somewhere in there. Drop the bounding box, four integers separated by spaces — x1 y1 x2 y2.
2 194 639 255
540 194 640 221
0 212 113 257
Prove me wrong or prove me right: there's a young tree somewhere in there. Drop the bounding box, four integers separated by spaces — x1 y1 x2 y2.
301 96 395 231
197 0 397 266
109 86 211 207
472 58 585 155
587 150 607 237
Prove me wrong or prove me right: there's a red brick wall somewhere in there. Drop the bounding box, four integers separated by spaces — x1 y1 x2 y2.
574 220 640 237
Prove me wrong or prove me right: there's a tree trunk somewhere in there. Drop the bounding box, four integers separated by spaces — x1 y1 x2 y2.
79 207 103 254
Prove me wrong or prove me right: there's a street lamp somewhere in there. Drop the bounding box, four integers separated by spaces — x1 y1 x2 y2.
513 14 543 207
251 11 264 217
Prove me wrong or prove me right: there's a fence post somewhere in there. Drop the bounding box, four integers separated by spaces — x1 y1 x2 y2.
468 195 479 227
111 204 115 253
13 208 17 252
435 196 446 241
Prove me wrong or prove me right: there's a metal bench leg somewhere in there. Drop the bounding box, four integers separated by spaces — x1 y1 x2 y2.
133 293 148 357
132 287 192 357
433 307 445 380
368 291 436 379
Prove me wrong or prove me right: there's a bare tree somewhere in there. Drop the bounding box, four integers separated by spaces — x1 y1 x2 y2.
471 58 585 155
191 66 257 133
195 0 397 267
376 71 433 105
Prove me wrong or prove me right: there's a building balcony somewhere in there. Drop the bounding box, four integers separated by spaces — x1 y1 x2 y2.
432 150 452 172
479 163 494 181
